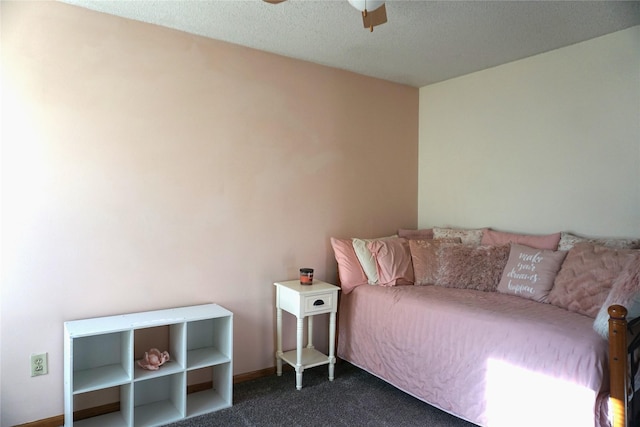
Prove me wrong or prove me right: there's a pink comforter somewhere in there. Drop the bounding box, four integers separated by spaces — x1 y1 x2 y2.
338 284 610 427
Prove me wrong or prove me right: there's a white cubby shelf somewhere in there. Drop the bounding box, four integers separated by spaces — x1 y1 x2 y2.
64 304 233 427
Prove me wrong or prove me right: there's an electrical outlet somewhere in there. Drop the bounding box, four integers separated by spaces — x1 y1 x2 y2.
30 353 48 377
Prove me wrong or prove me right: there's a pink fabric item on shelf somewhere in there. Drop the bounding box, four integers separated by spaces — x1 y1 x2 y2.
398 228 434 240
330 237 369 294
481 229 561 250
548 242 638 318
367 238 414 286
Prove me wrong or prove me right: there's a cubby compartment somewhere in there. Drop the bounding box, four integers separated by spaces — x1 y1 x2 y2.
65 304 233 427
133 373 185 427
186 317 232 370
72 331 132 393
134 324 185 380
186 364 232 417
73 385 132 427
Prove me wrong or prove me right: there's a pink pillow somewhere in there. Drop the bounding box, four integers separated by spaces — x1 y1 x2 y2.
593 253 640 338
367 238 414 286
497 244 567 302
398 228 434 240
481 229 561 250
548 243 637 317
434 244 510 292
330 238 368 294
409 239 460 286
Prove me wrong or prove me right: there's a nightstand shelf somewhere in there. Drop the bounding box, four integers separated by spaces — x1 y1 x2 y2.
280 348 333 369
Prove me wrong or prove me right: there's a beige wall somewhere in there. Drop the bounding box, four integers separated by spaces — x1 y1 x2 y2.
1 2 418 424
419 26 640 238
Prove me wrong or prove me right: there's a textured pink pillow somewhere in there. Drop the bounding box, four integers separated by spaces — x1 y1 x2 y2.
481 229 561 250
434 244 510 292
593 253 640 338
497 244 567 302
547 243 638 317
558 232 640 251
398 228 434 240
433 227 485 246
367 238 414 286
409 239 461 286
330 237 368 294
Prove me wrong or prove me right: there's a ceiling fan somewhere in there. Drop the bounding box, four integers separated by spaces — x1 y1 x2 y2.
263 0 388 32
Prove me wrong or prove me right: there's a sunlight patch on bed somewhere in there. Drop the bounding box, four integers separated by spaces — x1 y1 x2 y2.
485 358 596 427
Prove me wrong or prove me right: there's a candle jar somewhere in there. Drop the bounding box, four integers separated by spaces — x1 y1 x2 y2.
300 268 314 285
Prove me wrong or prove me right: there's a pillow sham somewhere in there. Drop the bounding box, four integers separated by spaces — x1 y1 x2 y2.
409 239 461 286
558 232 640 251
352 235 396 285
398 228 434 240
368 238 414 286
547 242 637 318
433 227 485 246
330 238 369 294
481 229 561 251
434 244 510 292
496 244 567 302
593 253 640 339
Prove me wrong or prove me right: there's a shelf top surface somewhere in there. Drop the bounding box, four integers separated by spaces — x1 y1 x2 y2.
65 303 232 336
273 280 339 294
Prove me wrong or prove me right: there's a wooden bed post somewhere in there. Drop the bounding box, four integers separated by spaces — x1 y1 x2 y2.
609 304 628 427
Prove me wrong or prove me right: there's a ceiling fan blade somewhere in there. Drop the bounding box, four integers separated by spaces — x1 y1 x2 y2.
362 3 387 31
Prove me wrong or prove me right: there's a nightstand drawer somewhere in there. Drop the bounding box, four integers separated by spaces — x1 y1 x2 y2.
303 292 335 315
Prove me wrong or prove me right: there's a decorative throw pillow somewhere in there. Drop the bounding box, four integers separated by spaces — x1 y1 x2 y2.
496 244 567 302
547 243 638 318
433 227 485 246
352 235 396 285
409 239 461 286
398 228 434 240
558 232 640 251
481 229 561 251
330 238 369 294
367 238 414 286
593 253 640 339
434 244 510 292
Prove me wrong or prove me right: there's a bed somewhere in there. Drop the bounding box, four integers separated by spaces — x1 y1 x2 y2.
331 229 640 427
337 284 611 426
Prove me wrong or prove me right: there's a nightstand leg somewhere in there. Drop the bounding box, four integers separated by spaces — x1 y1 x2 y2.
296 316 304 390
307 316 314 349
276 307 283 376
328 311 336 381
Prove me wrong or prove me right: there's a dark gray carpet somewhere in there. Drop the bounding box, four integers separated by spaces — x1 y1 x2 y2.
168 362 477 426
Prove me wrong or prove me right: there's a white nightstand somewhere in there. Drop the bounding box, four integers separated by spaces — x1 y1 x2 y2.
274 279 340 390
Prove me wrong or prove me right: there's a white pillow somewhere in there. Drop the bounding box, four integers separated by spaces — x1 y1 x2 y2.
352 235 396 285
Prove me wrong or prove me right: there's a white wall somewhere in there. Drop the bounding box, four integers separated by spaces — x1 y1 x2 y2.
418 26 640 238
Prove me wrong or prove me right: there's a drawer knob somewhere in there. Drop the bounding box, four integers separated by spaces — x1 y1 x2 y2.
313 299 325 306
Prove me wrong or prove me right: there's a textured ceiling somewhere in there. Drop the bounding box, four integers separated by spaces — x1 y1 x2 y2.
60 0 640 87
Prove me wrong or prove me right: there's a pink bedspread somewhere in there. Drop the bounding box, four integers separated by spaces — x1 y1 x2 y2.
338 284 610 427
